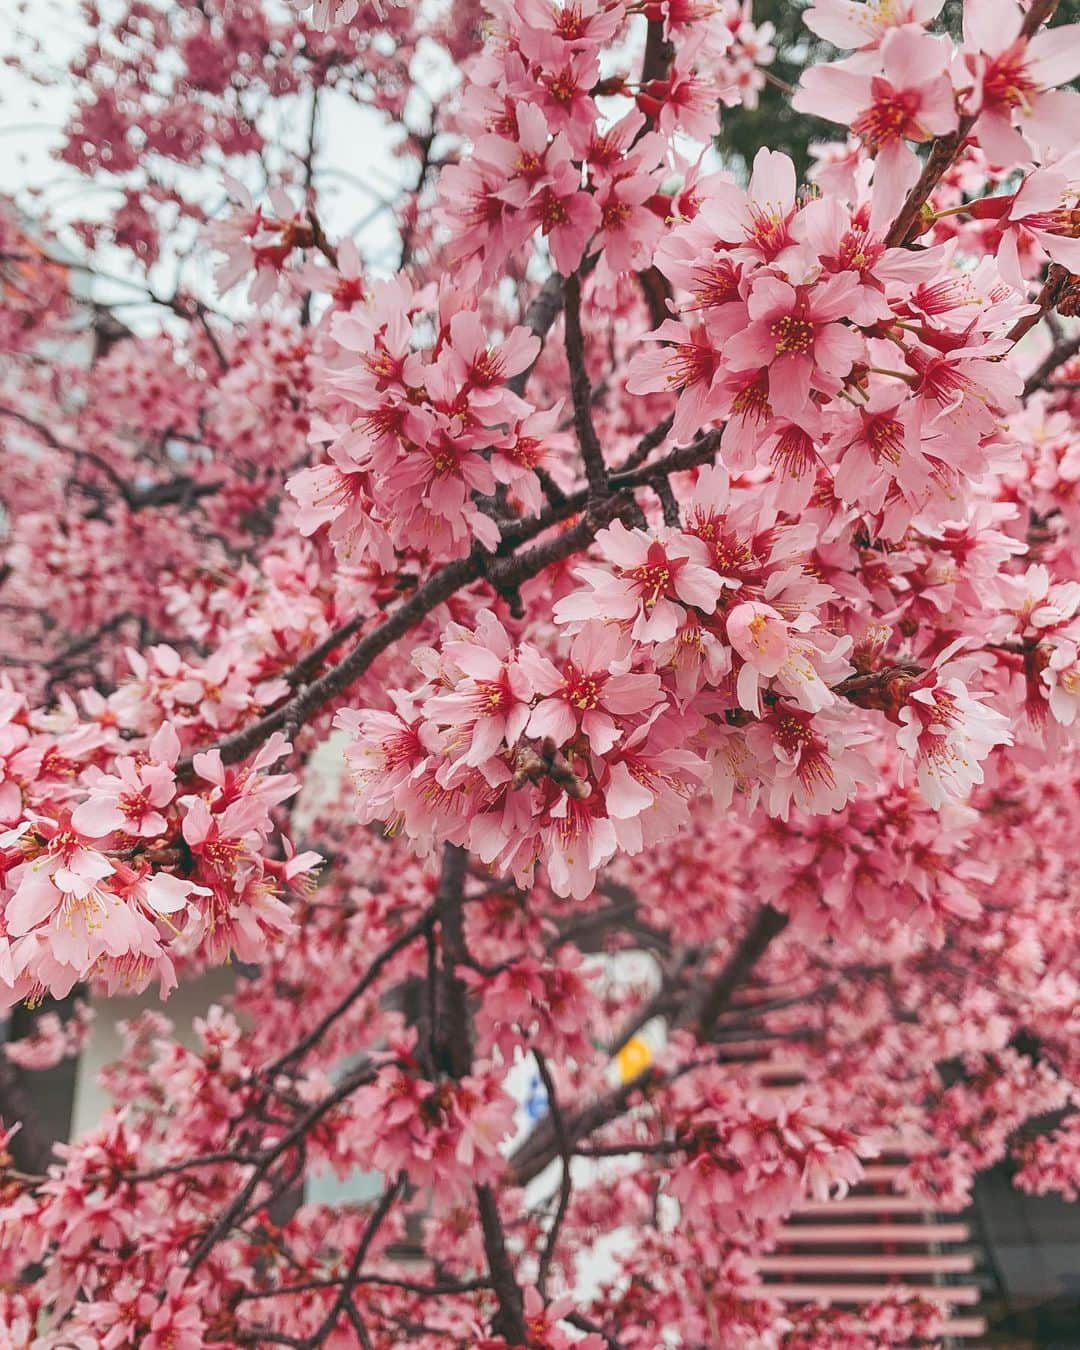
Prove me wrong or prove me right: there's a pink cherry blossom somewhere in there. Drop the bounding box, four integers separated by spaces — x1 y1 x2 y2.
895 648 1013 806
555 522 724 644
728 272 864 417
960 0 1080 166
794 25 958 218
5 0 1080 1343
520 622 664 753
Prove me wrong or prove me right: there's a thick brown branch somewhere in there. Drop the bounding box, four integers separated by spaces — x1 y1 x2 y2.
680 905 790 1038
564 271 608 500
433 843 472 1078
177 552 484 772
476 1184 528 1344
508 274 566 397
432 844 528 1344
510 1073 655 1187
1006 262 1071 345
1023 330 1080 398
511 903 789 1186
179 426 723 773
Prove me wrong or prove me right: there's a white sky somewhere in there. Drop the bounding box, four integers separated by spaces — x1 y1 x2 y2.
0 0 451 330
1 0 711 334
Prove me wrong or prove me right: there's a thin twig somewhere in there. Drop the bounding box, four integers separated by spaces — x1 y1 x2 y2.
262 906 437 1077
534 1051 572 1297
300 1175 404 1348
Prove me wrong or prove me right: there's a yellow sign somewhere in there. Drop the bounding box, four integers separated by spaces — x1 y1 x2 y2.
615 1035 653 1083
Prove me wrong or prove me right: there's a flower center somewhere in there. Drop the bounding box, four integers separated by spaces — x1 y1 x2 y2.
119 788 151 822
666 340 718 391
429 445 459 475
836 225 883 273
867 415 904 465
628 562 673 608
731 373 772 422
476 679 509 714
544 71 577 104
771 425 817 477
201 837 243 870
602 199 631 230
539 189 569 233
746 204 792 258
515 152 543 178
852 90 918 149
982 48 1038 110
470 348 504 385
566 670 603 711
554 5 585 38
770 312 815 355
687 258 740 310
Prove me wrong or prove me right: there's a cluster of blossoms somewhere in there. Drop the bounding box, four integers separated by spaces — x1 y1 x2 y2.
439 0 776 286
664 1077 871 1226
632 144 1031 531
2 0 1080 1345
289 280 558 561
340 467 1021 899
0 691 318 1004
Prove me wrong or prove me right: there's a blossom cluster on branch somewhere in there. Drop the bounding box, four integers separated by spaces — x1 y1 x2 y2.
2 0 1080 1344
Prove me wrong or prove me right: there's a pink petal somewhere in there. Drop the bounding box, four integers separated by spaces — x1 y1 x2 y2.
673 563 721 613
1027 23 1080 88
882 26 947 87
581 710 620 754
747 276 796 323
963 0 1020 53
145 874 198 915
526 698 577 746
7 873 60 935
605 762 654 819
601 672 663 715
748 148 797 213
71 797 125 838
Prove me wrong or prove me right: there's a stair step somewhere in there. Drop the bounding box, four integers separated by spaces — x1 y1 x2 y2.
795 1195 935 1215
753 1282 982 1306
776 1222 969 1243
857 1163 907 1182
756 1252 973 1275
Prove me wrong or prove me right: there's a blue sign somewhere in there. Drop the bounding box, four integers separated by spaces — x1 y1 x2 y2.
523 1071 548 1121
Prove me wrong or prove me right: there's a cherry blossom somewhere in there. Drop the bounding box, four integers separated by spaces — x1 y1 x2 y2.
794 25 958 217
554 522 724 644
2 0 1080 1343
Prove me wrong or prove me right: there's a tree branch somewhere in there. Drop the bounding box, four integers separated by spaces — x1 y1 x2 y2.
476 1184 528 1344
184 1060 383 1272
299 1174 404 1349
1023 330 1080 398
0 405 222 514
510 903 789 1187
432 843 529 1344
534 1050 571 1297
680 905 790 1038
261 905 438 1078
178 425 723 773
564 271 608 501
